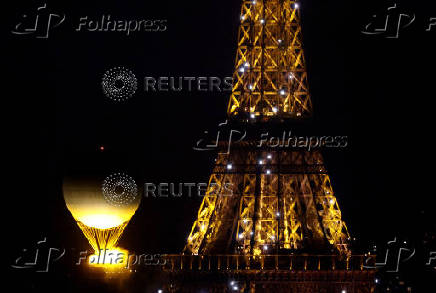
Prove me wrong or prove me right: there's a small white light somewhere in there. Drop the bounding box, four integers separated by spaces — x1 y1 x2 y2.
294 3 299 9
230 281 235 286
330 199 335 205
250 113 255 119
289 73 294 79
252 0 256 4
248 84 254 90
239 67 245 73
244 62 250 67
296 112 301 117
239 233 244 239
158 290 163 293
263 245 268 250
243 219 248 223
375 279 379 284
270 235 275 240
272 107 278 113
266 169 271 175
233 286 238 291
259 160 263 165
227 163 233 170
276 212 280 217
280 89 286 96
250 231 254 235
241 15 245 21
278 39 282 43
260 19 265 24
267 154 272 159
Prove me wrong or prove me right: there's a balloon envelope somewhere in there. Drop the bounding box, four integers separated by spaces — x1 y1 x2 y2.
63 177 141 251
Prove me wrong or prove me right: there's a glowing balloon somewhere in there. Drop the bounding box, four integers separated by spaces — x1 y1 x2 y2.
63 175 141 253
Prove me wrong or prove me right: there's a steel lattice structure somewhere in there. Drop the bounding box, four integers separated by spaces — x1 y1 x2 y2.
168 1 372 292
185 0 351 257
185 145 350 256
228 0 312 120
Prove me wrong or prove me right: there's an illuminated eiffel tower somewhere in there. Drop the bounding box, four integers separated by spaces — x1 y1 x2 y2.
162 1 375 292
186 0 348 258
227 0 312 120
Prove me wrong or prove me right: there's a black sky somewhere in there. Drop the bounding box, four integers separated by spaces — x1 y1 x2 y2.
4 0 436 276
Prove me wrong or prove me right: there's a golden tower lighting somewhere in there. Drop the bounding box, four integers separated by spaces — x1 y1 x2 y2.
185 0 349 256
184 144 351 256
161 1 375 292
228 0 312 120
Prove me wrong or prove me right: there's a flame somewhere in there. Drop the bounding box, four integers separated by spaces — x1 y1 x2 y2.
80 214 125 229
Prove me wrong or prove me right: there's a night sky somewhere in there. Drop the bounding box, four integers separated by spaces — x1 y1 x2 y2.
5 0 436 291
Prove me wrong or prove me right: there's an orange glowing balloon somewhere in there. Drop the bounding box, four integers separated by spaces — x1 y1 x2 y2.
63 176 141 252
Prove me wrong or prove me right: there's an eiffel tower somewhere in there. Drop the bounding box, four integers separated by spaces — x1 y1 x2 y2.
162 1 375 292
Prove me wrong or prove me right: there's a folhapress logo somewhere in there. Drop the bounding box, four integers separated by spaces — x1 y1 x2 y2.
76 15 167 35
11 3 168 39
361 3 436 38
11 3 65 39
